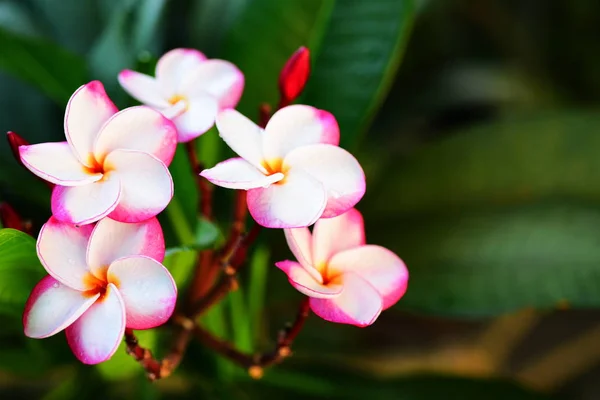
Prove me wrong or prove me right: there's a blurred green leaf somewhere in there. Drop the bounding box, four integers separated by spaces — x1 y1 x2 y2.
0 1 41 36
163 247 197 288
165 145 198 245
247 244 269 342
303 0 415 148
196 217 222 248
189 0 248 56
366 111 600 315
221 0 335 118
0 27 87 104
0 229 44 317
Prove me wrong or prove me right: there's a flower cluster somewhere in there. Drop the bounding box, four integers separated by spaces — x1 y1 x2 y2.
14 47 408 367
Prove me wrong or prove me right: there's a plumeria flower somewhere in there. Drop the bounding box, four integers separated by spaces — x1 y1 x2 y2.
276 208 408 326
23 216 177 365
200 106 366 228
19 81 177 225
118 48 244 142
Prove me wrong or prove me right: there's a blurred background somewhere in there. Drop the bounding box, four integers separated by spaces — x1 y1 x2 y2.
1 0 600 398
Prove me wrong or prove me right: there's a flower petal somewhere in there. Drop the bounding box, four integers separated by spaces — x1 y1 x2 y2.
118 70 169 108
51 174 121 225
216 109 266 172
64 81 118 167
312 208 365 267
310 273 382 327
283 228 313 267
284 144 365 218
247 169 326 228
275 260 340 298
94 106 177 166
37 217 94 290
155 48 207 94
171 95 219 142
107 256 177 330
19 142 102 186
328 246 408 310
182 59 244 108
65 283 125 365
105 150 173 223
87 217 165 279
200 157 283 190
23 275 99 338
263 105 340 160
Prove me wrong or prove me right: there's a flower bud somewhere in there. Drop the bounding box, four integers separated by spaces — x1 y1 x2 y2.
6 131 29 166
278 47 311 106
0 202 23 231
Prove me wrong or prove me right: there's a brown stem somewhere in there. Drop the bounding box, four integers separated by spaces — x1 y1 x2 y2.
124 328 165 381
192 298 311 378
184 141 213 220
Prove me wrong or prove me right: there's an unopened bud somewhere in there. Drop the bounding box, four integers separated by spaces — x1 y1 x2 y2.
278 46 310 106
6 131 29 166
248 365 264 379
0 202 23 231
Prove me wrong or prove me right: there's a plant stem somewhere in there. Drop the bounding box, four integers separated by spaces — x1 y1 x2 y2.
184 140 213 220
192 298 311 378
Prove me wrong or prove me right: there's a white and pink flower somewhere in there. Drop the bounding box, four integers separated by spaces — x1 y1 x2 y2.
19 81 177 225
276 208 408 327
23 216 176 365
119 48 244 142
200 105 366 228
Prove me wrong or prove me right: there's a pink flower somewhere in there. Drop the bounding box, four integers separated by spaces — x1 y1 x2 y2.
200 106 366 228
118 48 244 142
23 216 177 365
19 81 177 225
276 209 408 327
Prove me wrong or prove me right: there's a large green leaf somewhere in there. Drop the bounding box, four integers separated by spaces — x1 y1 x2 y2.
0 26 86 104
221 0 334 118
303 0 416 148
364 111 600 315
0 229 44 317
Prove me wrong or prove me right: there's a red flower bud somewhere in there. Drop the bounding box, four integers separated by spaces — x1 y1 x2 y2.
6 131 29 166
0 202 24 231
278 46 311 107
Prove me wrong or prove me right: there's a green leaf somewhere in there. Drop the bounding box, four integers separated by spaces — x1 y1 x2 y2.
247 244 269 342
0 27 87 104
163 247 197 288
221 0 335 118
0 229 44 317
364 111 600 316
303 0 416 148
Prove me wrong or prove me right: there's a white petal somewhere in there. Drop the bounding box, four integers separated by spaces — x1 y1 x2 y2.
19 142 102 186
64 81 118 167
107 256 177 330
181 59 244 108
51 174 121 225
118 70 169 108
284 144 365 218
275 260 341 299
312 208 365 266
105 149 173 223
171 95 219 142
200 157 283 190
87 217 165 277
23 275 99 338
283 228 313 267
65 284 125 365
246 168 326 228
155 48 207 94
94 106 177 166
216 109 266 172
37 217 94 291
263 105 340 160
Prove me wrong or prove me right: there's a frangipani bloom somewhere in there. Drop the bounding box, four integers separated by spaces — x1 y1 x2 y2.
200 106 366 228
19 81 177 225
23 217 177 365
118 48 244 142
276 209 408 326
